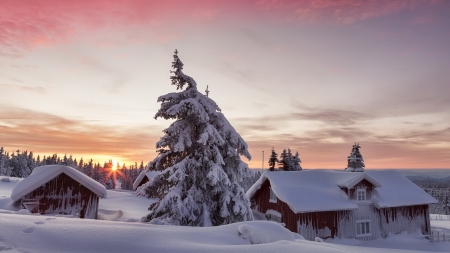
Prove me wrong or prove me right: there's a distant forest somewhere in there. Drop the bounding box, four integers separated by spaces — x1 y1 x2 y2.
0 147 144 190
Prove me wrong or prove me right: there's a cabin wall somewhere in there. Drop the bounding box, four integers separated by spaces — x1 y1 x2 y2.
253 180 298 232
348 179 373 200
378 205 430 237
21 173 99 219
297 210 354 240
253 180 354 240
353 204 381 240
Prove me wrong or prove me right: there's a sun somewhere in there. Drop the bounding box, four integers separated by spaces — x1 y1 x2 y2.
111 159 119 171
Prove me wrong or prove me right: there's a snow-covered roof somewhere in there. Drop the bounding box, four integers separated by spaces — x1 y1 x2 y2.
132 170 160 190
337 173 382 188
11 165 107 201
246 170 437 213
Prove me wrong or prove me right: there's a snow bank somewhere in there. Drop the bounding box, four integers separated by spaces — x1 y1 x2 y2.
11 165 107 201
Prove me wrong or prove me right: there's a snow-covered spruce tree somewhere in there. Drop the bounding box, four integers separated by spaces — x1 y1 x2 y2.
278 149 288 171
142 50 253 226
292 151 302 171
345 143 365 172
267 147 278 171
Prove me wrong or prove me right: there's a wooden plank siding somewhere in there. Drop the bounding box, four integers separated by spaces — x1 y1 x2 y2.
253 180 355 240
252 178 432 241
378 205 430 237
348 179 373 200
20 173 100 219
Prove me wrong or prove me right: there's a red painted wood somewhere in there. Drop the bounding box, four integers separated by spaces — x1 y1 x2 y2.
251 177 432 240
21 173 100 219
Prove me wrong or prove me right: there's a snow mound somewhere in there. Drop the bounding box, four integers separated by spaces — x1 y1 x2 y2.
238 224 271 244
16 209 30 215
237 221 295 244
97 209 124 221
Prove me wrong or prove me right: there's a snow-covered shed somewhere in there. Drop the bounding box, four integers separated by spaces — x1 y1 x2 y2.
133 170 160 191
11 165 107 219
247 170 437 241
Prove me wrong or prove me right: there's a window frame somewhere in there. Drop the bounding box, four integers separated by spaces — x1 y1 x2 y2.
269 187 277 203
356 189 366 201
355 220 371 237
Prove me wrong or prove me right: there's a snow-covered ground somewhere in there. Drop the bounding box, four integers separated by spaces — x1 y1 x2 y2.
1 176 449 253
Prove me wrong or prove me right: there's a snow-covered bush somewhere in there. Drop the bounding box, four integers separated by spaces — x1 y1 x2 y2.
142 50 253 226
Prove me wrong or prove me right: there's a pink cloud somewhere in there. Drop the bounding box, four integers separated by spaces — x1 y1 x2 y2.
0 0 234 57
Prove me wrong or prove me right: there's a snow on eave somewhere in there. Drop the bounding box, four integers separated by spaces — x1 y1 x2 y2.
133 170 147 190
246 172 269 200
133 170 161 190
11 165 107 201
337 173 382 189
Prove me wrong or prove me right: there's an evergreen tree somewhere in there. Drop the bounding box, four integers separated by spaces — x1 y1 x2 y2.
292 151 302 171
267 147 278 171
142 50 253 226
0 147 7 176
278 149 288 171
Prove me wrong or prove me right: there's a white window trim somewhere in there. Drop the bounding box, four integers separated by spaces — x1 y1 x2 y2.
355 220 371 237
356 189 366 201
269 187 277 203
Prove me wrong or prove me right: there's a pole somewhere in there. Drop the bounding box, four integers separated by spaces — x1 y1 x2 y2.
262 151 264 173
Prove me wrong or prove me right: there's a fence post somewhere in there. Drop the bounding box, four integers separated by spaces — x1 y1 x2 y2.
438 231 440 242
444 234 446 242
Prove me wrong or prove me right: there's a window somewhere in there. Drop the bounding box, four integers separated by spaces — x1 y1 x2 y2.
356 221 371 237
269 187 277 203
356 189 366 201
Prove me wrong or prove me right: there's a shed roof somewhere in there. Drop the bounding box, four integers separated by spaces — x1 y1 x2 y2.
11 165 107 201
246 170 437 213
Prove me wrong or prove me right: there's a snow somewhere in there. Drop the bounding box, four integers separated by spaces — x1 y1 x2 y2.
337 173 382 188
10 165 107 201
0 176 448 252
132 170 160 190
247 170 437 213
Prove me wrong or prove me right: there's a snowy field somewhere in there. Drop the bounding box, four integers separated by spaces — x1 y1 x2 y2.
1 176 450 253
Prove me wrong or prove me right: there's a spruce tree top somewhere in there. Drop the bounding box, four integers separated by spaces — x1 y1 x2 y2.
345 143 365 172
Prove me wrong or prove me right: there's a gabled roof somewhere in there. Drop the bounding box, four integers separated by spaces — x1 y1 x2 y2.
337 173 382 188
11 165 107 201
133 170 160 190
246 170 437 213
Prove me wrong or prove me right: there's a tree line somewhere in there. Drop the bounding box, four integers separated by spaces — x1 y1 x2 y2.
267 147 302 171
0 147 144 190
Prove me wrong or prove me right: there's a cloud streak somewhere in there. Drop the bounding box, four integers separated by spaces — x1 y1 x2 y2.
255 0 444 25
0 106 159 164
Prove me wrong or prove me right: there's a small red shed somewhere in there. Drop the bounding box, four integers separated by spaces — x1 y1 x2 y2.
11 165 107 219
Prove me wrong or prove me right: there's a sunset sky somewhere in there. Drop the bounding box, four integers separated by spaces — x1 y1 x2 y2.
0 0 449 169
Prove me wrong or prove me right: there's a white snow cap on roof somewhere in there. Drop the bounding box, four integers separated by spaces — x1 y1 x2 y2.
246 170 437 213
132 170 160 190
11 165 107 201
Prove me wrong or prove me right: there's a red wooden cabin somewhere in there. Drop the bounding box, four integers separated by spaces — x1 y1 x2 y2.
247 170 437 241
11 165 107 219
